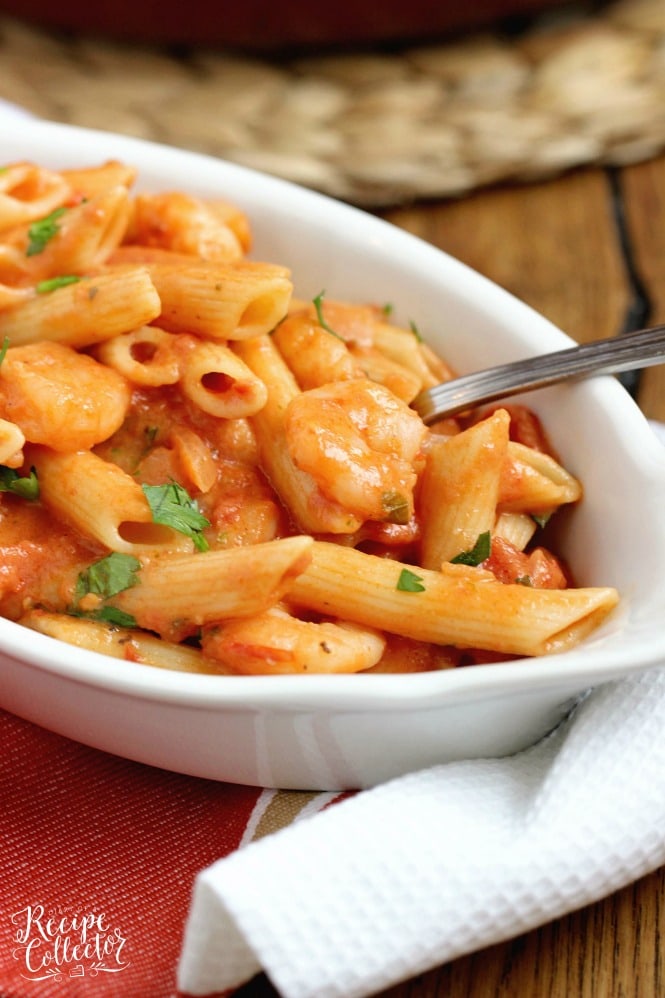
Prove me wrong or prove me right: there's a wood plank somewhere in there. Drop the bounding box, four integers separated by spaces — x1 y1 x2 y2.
618 154 665 420
382 167 631 346
238 866 665 998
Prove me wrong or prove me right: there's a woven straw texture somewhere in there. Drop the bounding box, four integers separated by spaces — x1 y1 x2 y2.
2 0 665 206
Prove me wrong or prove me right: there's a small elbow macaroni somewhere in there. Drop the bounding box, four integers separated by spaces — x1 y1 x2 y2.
0 158 619 675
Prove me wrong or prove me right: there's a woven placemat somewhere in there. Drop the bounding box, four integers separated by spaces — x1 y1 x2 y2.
1 0 665 207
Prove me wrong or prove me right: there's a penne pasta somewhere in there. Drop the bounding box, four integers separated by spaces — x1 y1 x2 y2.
288 541 619 657
30 447 193 554
141 260 293 340
60 160 137 200
0 162 70 231
493 511 538 551
20 608 226 674
180 339 268 418
94 325 185 386
0 267 161 348
110 535 314 641
418 409 510 569
2 186 132 283
499 440 582 513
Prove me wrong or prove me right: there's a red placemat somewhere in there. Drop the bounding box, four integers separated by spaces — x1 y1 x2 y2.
0 707 281 997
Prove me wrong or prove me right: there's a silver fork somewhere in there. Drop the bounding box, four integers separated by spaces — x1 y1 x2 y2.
411 323 665 424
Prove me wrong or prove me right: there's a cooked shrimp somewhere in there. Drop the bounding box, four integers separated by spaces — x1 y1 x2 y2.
0 341 131 450
201 604 386 674
129 191 244 262
272 312 357 389
284 377 427 524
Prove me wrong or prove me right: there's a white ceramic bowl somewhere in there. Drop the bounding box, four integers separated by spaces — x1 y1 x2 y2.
2 120 665 790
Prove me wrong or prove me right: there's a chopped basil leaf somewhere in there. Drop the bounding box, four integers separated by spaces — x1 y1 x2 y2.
409 319 423 342
95 606 138 628
36 275 81 294
515 575 533 587
144 426 159 448
0 336 9 368
75 552 141 603
531 511 552 529
381 490 410 525
450 530 491 566
142 480 210 551
396 568 426 593
312 290 344 341
0 465 39 500
26 206 67 256
381 302 394 317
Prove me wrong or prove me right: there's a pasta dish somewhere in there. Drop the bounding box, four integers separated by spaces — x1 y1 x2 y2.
0 159 619 675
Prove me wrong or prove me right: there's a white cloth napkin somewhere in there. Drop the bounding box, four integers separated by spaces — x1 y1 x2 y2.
178 419 665 997
177 666 665 997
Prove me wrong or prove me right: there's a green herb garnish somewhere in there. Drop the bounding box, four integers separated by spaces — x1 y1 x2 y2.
515 575 533 587
450 530 491 566
26 206 67 256
142 480 210 551
0 465 39 500
381 491 410 525
312 290 343 341
0 336 9 368
531 512 552 529
75 552 141 603
396 568 426 593
36 275 81 294
71 553 140 628
409 320 423 342
95 606 138 627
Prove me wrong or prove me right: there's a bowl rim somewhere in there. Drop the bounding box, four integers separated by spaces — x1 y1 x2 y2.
3 118 665 712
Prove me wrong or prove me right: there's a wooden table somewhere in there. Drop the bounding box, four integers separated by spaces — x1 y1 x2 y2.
238 155 665 997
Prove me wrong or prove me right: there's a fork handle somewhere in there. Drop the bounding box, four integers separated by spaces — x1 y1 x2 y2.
412 323 665 424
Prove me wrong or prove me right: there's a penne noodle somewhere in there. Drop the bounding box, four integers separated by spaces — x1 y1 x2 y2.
2 186 132 283
180 339 268 418
0 267 161 348
94 325 184 386
111 535 314 641
499 440 582 513
351 346 423 403
20 608 227 674
60 160 137 199
494 511 538 551
289 541 619 657
372 321 441 388
419 409 510 569
30 447 193 554
143 260 293 340
0 162 70 231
